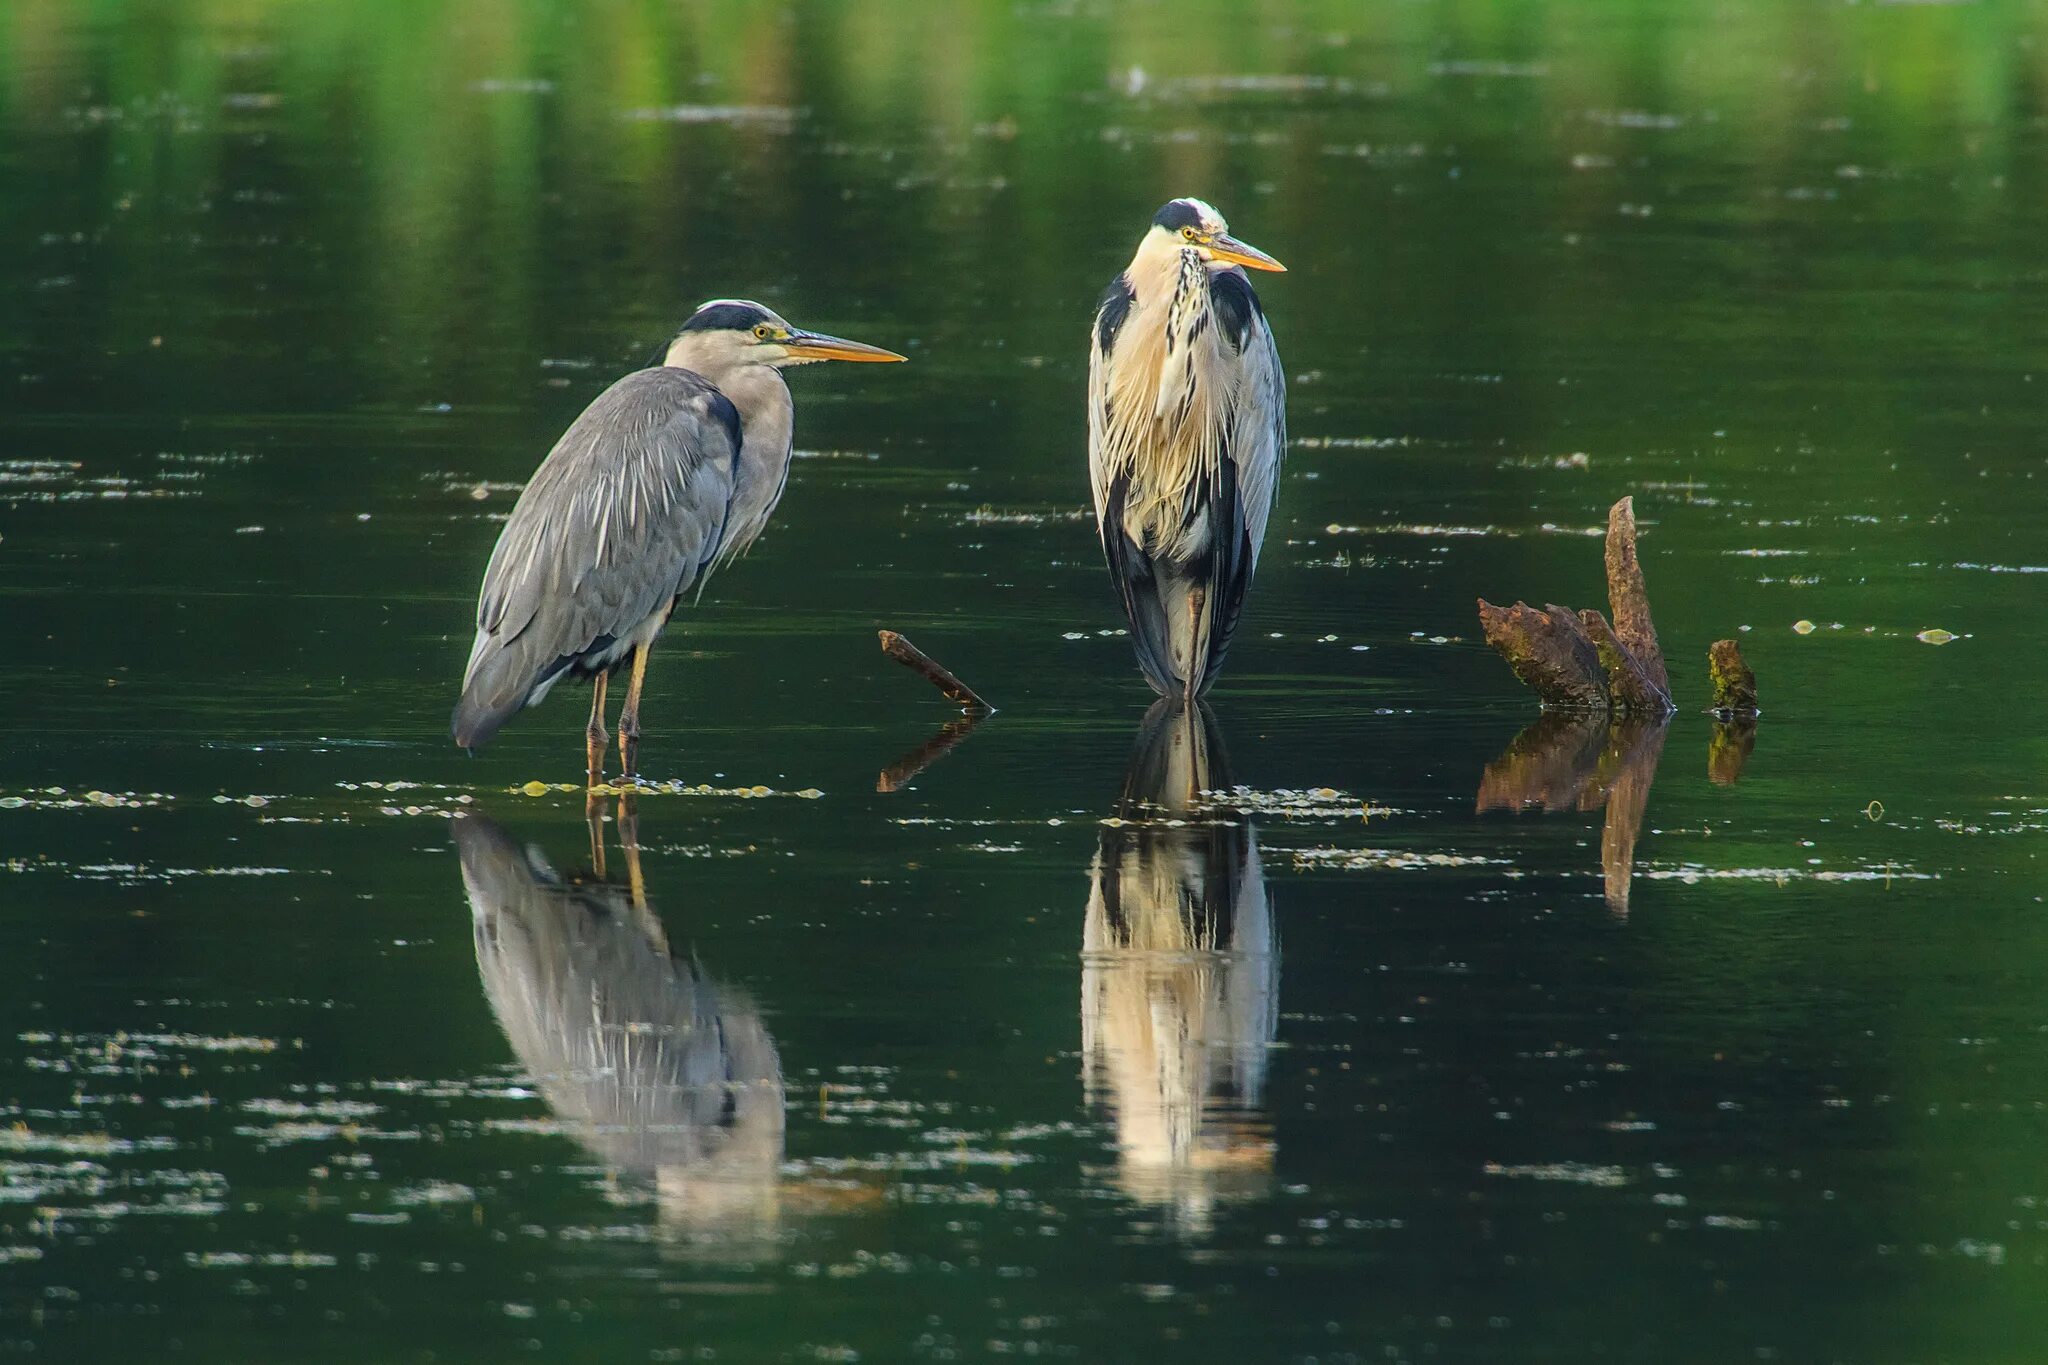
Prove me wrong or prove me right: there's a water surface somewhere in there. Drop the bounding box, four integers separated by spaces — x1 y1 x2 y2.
3 3 2046 1361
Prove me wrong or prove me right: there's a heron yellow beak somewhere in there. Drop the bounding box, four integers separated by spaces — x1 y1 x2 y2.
1209 233 1286 273
782 330 907 362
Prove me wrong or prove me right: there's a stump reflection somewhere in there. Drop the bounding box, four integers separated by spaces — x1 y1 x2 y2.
1477 712 1671 916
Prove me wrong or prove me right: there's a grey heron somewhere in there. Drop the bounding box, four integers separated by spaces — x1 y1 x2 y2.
1082 700 1277 1228
451 299 904 784
1089 198 1287 699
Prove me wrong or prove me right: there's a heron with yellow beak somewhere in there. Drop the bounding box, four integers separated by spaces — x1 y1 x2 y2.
1088 199 1287 699
452 299 905 783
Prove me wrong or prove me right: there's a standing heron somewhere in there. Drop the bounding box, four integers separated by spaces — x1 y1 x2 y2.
451 299 904 785
1088 198 1286 699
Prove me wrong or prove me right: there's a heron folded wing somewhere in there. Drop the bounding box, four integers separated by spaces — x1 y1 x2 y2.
1213 270 1285 570
455 369 740 744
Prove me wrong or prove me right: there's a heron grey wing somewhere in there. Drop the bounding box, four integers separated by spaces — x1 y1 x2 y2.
455 370 738 743
1214 273 1285 569
1087 274 1138 527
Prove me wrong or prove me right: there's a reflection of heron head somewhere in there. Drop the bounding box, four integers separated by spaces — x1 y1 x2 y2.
455 815 786 1260
1081 705 1279 1231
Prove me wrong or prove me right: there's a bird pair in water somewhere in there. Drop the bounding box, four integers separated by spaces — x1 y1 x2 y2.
451 197 1288 786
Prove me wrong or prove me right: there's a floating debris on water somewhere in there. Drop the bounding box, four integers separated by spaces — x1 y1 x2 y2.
960 506 1091 526
389 1181 478 1207
0 787 171 811
22 1028 281 1054
1286 847 1504 871
511 780 823 800
1915 628 1958 645
186 1250 338 1269
1792 619 1816 634
1637 863 1937 884
6 859 316 883
239 1098 380 1120
1323 521 1603 539
1484 1161 1631 1187
1951 561 2048 575
1197 788 1401 822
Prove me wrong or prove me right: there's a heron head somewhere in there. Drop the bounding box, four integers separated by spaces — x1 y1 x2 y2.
665 299 906 377
1145 198 1286 273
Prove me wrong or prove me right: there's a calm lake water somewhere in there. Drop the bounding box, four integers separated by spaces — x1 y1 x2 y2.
4 3 2046 1361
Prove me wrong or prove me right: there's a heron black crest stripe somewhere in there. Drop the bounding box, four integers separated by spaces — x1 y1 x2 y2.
1208 269 1264 352
1096 275 1136 352
1152 199 1206 232
680 301 774 334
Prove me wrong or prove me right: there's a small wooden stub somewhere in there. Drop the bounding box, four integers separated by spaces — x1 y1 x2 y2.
878 630 993 713
1707 638 1759 716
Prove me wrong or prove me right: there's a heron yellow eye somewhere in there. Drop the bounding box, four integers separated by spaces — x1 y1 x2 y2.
1181 227 1199 242
752 323 774 340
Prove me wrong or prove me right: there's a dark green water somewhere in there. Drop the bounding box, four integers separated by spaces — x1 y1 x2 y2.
4 2 2046 1361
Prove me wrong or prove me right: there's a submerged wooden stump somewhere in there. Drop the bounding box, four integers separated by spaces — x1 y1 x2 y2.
1479 496 1675 716
1707 638 1758 716
1475 603 1609 710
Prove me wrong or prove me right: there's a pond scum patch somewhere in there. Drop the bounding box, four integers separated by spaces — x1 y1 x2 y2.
512 780 825 800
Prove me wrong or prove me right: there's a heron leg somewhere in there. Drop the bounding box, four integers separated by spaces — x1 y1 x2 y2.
1184 584 1207 703
617 643 651 784
585 672 609 789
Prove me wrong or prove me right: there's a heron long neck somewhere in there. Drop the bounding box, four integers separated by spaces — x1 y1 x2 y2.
707 364 795 562
1106 240 1230 519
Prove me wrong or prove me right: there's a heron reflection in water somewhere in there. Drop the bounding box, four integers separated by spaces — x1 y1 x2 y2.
454 806 784 1259
1082 700 1278 1230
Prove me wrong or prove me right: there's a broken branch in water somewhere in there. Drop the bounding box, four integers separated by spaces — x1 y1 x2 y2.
876 712 988 793
1476 602 1610 709
1478 495 1675 715
1602 495 1669 696
878 630 993 713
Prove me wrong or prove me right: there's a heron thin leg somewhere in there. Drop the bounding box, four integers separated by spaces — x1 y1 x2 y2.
585 673 609 789
1184 584 1207 703
617 643 651 784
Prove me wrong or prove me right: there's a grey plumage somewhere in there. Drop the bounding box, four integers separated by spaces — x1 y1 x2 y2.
452 369 740 748
1088 197 1287 699
450 299 903 765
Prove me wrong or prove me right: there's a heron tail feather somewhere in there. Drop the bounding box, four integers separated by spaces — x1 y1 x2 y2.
451 642 539 749
1102 519 1181 697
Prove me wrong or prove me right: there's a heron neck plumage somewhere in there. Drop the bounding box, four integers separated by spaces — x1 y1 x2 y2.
1104 239 1229 513
704 363 795 563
